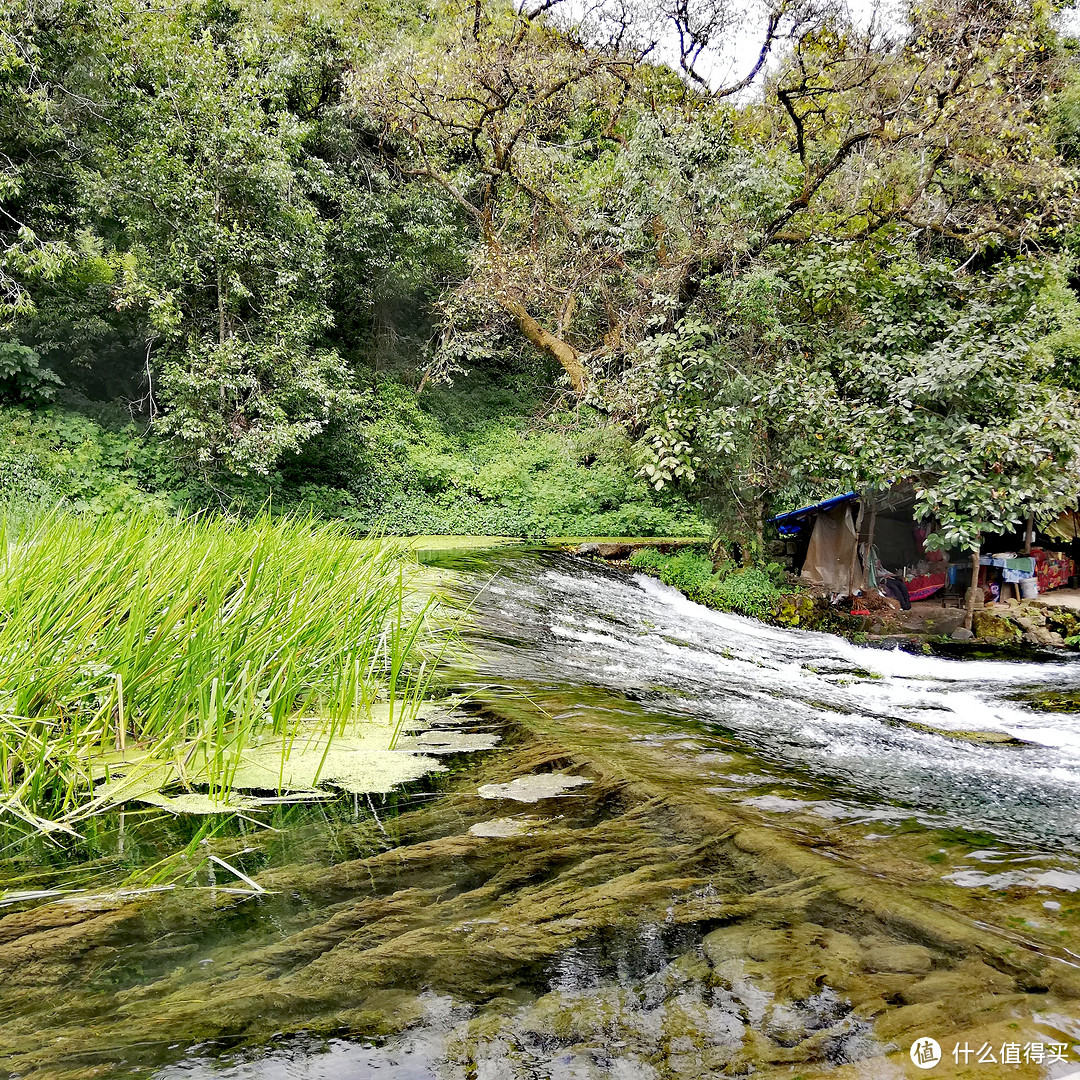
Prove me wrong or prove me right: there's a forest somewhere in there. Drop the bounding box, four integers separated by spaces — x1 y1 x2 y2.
4 0 1080 549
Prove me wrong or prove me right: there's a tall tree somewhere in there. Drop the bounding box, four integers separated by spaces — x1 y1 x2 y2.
1 0 460 473
358 0 1075 395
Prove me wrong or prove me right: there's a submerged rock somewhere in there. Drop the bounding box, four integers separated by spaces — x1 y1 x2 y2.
862 942 933 975
5 665 1080 1080
476 772 592 802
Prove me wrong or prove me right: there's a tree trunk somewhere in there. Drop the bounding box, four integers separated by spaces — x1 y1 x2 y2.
1023 511 1034 554
217 268 226 346
500 297 587 395
964 538 982 632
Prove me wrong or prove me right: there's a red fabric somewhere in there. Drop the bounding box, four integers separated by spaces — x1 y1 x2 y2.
906 572 947 594
908 583 943 601
904 572 947 602
1031 548 1075 592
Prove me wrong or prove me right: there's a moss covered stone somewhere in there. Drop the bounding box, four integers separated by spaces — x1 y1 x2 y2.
972 610 1021 642
774 594 818 628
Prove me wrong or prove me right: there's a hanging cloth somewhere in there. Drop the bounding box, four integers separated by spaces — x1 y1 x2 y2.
800 506 857 592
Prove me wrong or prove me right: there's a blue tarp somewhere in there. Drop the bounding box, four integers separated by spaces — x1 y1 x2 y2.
768 492 857 530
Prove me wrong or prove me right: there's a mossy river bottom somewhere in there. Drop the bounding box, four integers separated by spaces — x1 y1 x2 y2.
3 548 1080 1080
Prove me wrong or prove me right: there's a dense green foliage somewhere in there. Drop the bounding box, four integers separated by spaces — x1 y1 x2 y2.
287 374 708 535
0 401 176 513
1 0 460 471
635 251 1080 549
0 375 707 535
4 0 1080 547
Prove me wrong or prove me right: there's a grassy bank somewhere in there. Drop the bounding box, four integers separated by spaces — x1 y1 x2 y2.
627 547 794 622
0 509 442 833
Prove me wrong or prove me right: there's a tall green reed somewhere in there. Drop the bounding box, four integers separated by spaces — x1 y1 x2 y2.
0 508 441 831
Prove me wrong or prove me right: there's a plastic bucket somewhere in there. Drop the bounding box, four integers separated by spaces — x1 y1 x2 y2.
1020 578 1039 599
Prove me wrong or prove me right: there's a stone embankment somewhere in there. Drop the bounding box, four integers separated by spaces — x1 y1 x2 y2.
573 539 701 559
968 599 1078 650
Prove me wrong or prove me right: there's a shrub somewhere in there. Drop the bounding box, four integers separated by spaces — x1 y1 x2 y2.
713 567 782 619
0 402 178 513
286 372 711 537
0 362 714 540
628 548 785 621
0 343 63 406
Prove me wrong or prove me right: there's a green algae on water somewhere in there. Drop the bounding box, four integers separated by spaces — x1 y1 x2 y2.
84 706 488 815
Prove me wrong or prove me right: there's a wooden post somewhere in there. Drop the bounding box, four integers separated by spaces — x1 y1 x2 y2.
964 537 982 632
1023 512 1034 555
847 497 866 595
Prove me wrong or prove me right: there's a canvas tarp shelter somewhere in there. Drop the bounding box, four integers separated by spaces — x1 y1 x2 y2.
1044 509 1080 543
800 505 858 591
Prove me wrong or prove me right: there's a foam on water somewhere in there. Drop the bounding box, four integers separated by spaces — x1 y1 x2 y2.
459 553 1080 848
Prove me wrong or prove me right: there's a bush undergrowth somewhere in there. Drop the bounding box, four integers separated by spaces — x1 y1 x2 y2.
285 373 710 536
628 547 788 621
0 366 710 537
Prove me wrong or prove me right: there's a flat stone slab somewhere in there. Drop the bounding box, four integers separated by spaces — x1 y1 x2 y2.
468 816 543 838
476 773 592 802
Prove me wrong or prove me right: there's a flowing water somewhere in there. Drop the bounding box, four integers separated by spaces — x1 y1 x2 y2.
449 551 1080 851
3 548 1080 1080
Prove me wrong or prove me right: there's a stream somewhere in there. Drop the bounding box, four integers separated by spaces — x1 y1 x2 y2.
447 550 1080 851
3 547 1080 1079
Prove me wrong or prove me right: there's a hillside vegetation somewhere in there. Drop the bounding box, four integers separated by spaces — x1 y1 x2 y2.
3 0 1080 548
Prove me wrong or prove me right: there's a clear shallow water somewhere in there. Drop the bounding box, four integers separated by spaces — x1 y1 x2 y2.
6 548 1080 1080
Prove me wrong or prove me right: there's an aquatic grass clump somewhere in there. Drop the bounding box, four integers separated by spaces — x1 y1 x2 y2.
0 509 440 831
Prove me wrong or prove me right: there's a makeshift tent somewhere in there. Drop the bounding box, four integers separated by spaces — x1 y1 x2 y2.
800 505 858 591
773 482 1080 607
1044 510 1080 543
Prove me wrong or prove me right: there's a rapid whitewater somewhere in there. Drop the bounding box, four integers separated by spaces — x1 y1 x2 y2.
452 551 1080 852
